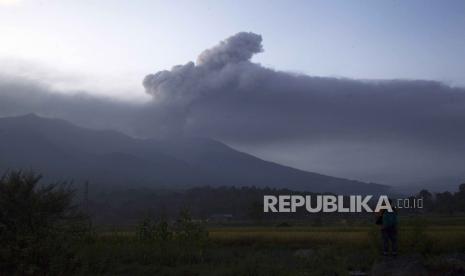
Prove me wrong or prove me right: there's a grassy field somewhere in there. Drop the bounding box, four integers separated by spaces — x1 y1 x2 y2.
70 216 465 275
209 225 465 249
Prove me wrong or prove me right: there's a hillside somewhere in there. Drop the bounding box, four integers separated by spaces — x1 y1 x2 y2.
0 114 388 194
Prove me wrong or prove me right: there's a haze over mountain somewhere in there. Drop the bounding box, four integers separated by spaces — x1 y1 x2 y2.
0 114 388 194
1 32 465 189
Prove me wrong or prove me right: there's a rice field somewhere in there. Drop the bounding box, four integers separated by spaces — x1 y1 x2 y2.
80 217 465 275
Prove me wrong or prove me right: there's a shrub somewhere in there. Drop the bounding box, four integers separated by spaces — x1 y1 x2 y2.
0 170 89 274
175 209 208 245
137 217 157 241
174 209 209 261
137 216 173 244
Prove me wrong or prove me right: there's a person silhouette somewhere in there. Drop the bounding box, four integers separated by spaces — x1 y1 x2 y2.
376 199 398 256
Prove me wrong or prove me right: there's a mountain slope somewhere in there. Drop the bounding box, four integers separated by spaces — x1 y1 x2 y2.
152 137 388 194
0 114 207 187
0 114 388 194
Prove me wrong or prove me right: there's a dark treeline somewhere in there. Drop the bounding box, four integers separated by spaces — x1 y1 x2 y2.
417 184 465 214
86 183 465 225
88 186 312 225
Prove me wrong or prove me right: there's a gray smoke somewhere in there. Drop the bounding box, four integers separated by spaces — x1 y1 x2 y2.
140 32 465 185
197 32 263 68
1 32 465 186
141 32 465 148
143 32 263 104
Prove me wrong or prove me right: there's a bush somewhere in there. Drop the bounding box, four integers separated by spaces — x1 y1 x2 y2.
174 209 209 261
137 216 172 244
135 209 209 264
0 170 89 274
137 217 156 241
175 209 209 246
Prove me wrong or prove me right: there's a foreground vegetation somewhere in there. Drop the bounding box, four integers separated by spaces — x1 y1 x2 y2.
2 171 465 275
72 221 465 275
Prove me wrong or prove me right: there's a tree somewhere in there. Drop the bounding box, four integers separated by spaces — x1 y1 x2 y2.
0 170 89 274
248 200 264 222
435 191 455 214
418 189 433 211
456 183 465 212
174 209 209 261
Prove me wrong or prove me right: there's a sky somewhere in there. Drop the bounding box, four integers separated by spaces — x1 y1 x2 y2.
1 0 465 98
1 0 465 189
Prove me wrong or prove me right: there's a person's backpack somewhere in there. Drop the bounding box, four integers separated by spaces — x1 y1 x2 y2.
382 211 397 228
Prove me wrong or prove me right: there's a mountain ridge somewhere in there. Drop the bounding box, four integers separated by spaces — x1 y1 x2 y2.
0 114 389 194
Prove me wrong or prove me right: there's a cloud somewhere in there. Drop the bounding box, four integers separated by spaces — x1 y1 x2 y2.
0 0 21 6
143 32 263 103
196 32 263 68
0 74 144 134
142 32 465 149
140 32 465 184
1 32 465 185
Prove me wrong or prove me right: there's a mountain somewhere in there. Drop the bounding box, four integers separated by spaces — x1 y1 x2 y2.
0 114 388 194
